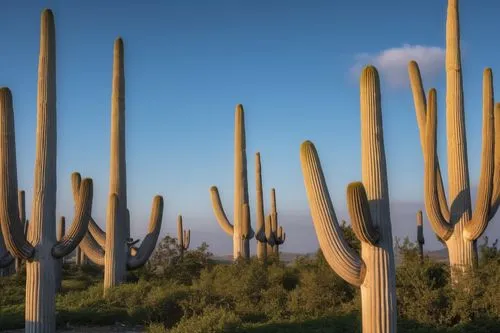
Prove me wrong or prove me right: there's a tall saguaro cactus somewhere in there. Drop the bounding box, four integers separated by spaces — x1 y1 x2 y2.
0 191 27 276
177 215 190 256
76 37 164 292
300 66 397 333
0 9 94 332
210 104 254 260
255 152 268 260
408 0 499 275
416 211 425 262
14 191 28 274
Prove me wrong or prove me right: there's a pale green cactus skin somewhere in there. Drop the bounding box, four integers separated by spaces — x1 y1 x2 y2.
408 0 500 277
300 66 397 333
210 104 254 260
0 9 94 332
75 38 164 293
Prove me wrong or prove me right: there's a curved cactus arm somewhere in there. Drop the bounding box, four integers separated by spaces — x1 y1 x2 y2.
424 89 454 241
88 217 106 248
0 87 35 260
265 215 276 246
72 171 106 247
52 178 94 258
408 61 451 223
300 140 365 287
0 251 14 268
465 69 495 240
488 103 500 220
346 182 379 245
18 190 26 225
127 195 164 270
209 186 234 236
79 232 105 266
275 225 285 245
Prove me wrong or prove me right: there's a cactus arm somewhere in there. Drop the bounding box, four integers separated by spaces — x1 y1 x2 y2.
408 61 451 222
241 203 254 239
209 186 234 236
278 226 285 243
346 182 379 245
127 195 163 270
488 103 500 220
88 217 106 247
52 178 93 258
0 88 35 260
300 141 366 287
464 69 495 240
424 89 454 241
265 215 276 246
0 251 14 268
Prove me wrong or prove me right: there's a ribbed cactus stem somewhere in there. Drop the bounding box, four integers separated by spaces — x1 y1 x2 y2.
269 188 285 257
255 152 267 260
14 190 27 273
0 11 95 331
104 194 120 292
416 211 425 262
300 66 396 333
408 0 499 278
210 104 254 260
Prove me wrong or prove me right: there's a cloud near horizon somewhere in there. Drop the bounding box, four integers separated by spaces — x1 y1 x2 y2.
350 44 445 88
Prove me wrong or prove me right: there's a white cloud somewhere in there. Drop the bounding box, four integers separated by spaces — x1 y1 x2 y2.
350 44 445 88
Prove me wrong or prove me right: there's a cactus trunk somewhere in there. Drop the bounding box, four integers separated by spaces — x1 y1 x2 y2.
300 66 396 333
255 153 267 260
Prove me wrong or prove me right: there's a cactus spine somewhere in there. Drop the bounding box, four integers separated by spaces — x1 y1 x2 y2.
0 9 94 331
76 38 164 293
300 66 397 333
408 0 499 276
210 104 254 260
177 215 190 256
416 211 425 262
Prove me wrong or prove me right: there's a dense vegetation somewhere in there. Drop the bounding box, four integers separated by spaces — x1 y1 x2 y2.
1 232 498 333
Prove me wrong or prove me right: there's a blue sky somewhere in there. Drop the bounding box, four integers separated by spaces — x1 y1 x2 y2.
0 0 499 255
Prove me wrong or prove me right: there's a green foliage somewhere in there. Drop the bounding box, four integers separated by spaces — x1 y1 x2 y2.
0 238 498 332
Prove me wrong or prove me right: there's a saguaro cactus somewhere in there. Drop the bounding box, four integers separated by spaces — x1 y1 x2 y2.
76 37 164 292
300 66 397 333
177 215 190 256
268 188 285 257
14 191 28 274
254 152 268 260
0 9 94 332
210 104 254 260
0 191 26 276
55 217 66 291
416 211 425 262
408 0 499 275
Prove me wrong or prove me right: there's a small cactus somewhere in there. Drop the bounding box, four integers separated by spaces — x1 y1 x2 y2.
268 189 285 258
416 210 425 262
210 104 254 260
177 215 190 256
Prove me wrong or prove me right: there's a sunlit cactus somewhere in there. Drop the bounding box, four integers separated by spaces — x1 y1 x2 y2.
416 210 425 262
0 9 94 331
210 104 254 260
300 66 397 333
254 152 268 260
76 37 164 293
268 188 285 258
408 0 499 277
177 215 190 256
